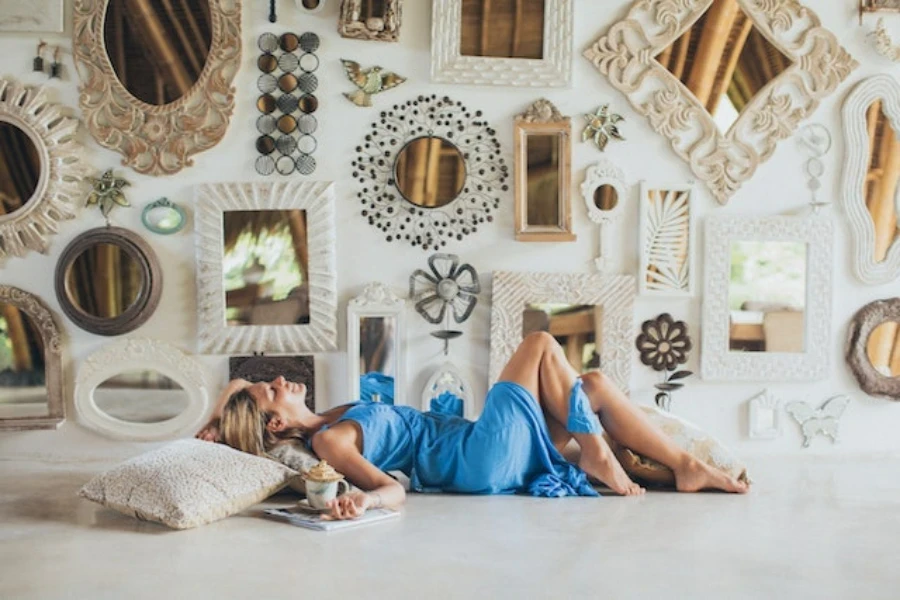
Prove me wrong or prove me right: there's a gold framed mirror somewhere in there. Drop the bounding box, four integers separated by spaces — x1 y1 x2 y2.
73 0 241 175
514 99 573 242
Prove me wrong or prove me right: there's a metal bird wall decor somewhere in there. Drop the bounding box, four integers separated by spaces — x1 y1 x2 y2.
341 59 406 107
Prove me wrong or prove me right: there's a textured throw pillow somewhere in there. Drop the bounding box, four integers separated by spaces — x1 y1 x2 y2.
79 439 299 529
604 406 750 486
268 440 360 496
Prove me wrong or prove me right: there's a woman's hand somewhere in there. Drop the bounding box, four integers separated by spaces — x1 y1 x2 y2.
195 418 220 442
324 491 372 521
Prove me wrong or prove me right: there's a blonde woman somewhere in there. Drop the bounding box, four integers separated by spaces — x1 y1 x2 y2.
197 332 748 520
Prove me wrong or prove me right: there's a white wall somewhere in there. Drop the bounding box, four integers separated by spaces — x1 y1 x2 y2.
1 0 899 461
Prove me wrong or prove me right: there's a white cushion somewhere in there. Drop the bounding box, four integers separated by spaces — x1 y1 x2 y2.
79 439 298 529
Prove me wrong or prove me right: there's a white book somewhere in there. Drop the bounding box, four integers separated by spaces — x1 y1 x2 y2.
263 507 401 532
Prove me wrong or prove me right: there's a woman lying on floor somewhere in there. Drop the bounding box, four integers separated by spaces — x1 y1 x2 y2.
196 332 748 520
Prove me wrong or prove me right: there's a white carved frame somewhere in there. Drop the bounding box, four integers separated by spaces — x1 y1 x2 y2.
583 0 857 204
74 338 209 441
0 78 89 260
195 181 337 355
701 214 833 381
422 361 475 420
582 160 628 273
841 74 900 285
431 0 573 88
347 282 407 407
639 182 695 297
747 389 782 439
489 271 636 394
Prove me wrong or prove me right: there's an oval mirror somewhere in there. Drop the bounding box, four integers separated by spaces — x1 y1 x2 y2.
394 137 466 208
867 321 900 377
94 369 189 423
64 242 143 319
0 121 41 217
594 184 618 211
142 198 186 235
103 0 213 106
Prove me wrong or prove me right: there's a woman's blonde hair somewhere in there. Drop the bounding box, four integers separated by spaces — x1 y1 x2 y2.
220 388 306 456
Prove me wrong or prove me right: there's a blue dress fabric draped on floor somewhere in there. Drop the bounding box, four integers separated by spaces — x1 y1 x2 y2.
325 378 600 498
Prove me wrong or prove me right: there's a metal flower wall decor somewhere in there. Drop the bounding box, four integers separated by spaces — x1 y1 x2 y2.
635 313 693 411
582 104 625 152
410 253 480 353
86 169 130 220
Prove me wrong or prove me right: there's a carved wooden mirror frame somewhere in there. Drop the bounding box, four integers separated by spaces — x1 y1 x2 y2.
583 0 857 204
0 286 65 431
846 298 900 400
72 0 242 175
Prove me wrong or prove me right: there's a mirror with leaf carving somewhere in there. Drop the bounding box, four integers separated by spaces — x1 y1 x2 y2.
523 304 602 373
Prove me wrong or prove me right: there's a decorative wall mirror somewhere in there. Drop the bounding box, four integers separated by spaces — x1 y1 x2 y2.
431 0 573 87
846 298 900 400
339 0 402 42
514 99 573 242
583 0 856 204
195 181 337 354
701 215 832 381
347 283 406 406
422 361 474 419
841 75 900 285
639 183 694 296
74 338 208 440
581 160 627 273
489 271 635 394
0 286 64 430
0 78 89 260
352 94 508 251
73 0 241 175
142 198 187 235
55 227 162 336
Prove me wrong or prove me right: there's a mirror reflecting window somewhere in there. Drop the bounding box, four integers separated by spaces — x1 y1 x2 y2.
525 134 560 226
0 303 47 418
359 316 396 404
94 369 189 423
657 0 793 133
222 209 310 326
103 0 212 106
728 241 807 353
64 243 143 319
394 137 466 208
0 121 41 217
522 303 602 373
460 0 545 59
863 101 900 264
867 321 900 378
594 184 618 211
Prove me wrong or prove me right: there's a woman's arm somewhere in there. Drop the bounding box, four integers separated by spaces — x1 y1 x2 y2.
311 423 406 520
195 378 251 441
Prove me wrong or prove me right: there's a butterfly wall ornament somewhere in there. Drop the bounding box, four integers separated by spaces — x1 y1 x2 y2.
341 59 406 107
785 395 851 448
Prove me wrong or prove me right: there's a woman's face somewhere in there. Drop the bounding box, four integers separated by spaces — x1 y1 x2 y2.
247 376 308 428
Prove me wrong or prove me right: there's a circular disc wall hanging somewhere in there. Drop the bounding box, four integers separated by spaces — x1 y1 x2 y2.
352 94 509 251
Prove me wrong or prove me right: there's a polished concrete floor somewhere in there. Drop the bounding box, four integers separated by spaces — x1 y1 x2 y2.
1 456 898 599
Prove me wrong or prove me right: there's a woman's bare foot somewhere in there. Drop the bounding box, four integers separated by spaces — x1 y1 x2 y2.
578 439 645 496
673 456 749 493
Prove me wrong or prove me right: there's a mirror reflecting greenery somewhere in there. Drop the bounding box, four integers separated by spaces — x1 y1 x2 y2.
525 133 560 226
95 369 189 423
0 303 47 417
867 321 900 377
64 242 143 319
594 184 618 211
523 304 602 373
0 122 41 218
657 0 793 133
104 0 212 105
863 101 900 264
359 316 396 404
460 0 545 59
728 241 806 353
394 137 465 208
222 210 310 326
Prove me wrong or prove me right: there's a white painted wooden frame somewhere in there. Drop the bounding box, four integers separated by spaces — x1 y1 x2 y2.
841 74 900 285
74 338 209 441
582 160 628 273
430 0 573 88
347 282 407 407
422 361 475 420
701 214 833 382
195 181 337 354
639 182 695 297
583 0 857 204
747 389 781 440
489 271 635 394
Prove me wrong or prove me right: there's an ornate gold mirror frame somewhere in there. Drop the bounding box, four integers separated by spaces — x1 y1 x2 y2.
583 0 856 204
72 0 242 176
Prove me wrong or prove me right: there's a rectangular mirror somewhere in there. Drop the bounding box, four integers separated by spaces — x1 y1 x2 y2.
460 0 545 59
0 302 48 419
523 303 602 373
358 316 397 403
348 283 406 406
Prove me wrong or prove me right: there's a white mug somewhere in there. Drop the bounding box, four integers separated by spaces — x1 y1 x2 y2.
305 479 350 510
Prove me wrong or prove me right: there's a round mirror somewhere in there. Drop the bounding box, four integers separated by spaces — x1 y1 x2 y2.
0 121 41 218
594 184 618 211
298 94 318 114
867 321 900 377
142 199 186 235
278 73 298 93
103 0 212 106
94 369 189 423
258 54 277 73
257 94 276 114
280 33 299 52
394 137 466 208
64 242 142 318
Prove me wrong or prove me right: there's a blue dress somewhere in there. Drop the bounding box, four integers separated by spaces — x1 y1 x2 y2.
322 380 600 498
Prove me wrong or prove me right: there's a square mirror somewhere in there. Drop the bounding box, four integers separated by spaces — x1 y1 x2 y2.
348 283 406 407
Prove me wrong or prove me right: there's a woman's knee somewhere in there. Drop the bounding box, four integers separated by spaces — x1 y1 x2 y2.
581 371 612 397
521 331 557 353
